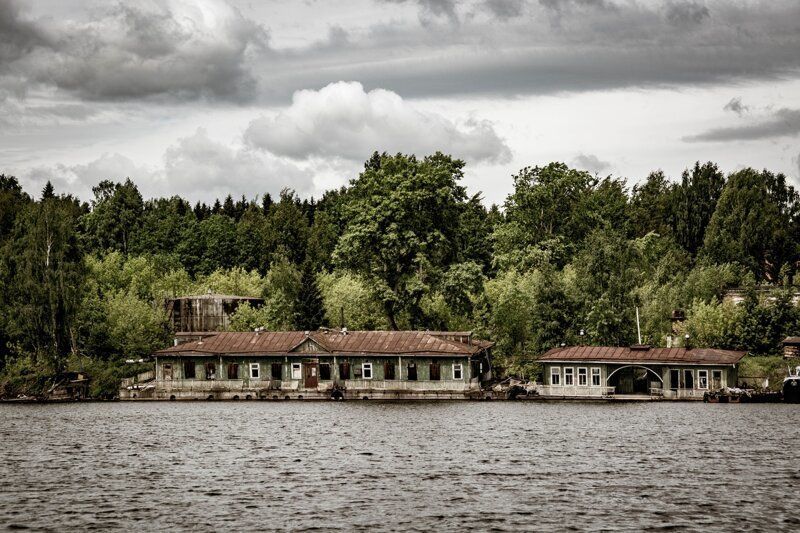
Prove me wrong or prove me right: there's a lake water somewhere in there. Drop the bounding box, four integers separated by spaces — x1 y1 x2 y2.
1 401 798 531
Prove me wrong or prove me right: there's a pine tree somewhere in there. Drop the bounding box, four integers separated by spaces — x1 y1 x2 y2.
293 261 325 330
41 181 55 200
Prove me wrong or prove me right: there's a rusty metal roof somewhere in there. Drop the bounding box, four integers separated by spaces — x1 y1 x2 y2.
156 330 493 356
783 336 800 345
167 294 263 301
539 346 747 365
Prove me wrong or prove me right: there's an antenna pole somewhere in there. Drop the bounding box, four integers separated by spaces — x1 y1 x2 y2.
636 306 642 345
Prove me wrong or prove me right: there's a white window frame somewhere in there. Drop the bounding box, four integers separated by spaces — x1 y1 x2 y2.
577 367 588 386
698 369 708 389
291 363 302 380
590 367 601 387
564 367 575 386
249 363 260 379
452 363 463 380
550 367 561 386
362 363 373 380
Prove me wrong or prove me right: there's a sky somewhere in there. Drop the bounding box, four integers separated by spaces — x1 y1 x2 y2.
2 0 800 206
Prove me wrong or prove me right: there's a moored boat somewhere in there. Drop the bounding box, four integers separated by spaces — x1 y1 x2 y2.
783 365 800 403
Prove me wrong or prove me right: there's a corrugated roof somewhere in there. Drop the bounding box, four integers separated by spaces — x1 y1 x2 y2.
168 294 263 301
783 336 800 345
539 345 746 365
156 330 493 356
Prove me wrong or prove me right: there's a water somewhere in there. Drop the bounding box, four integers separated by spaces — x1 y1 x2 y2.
0 402 798 532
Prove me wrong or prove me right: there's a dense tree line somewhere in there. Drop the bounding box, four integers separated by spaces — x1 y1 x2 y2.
1 153 799 393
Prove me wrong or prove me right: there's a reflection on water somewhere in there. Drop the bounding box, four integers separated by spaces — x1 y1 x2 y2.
1 402 799 531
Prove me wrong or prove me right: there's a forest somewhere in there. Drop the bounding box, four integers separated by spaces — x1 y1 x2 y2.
1 152 799 396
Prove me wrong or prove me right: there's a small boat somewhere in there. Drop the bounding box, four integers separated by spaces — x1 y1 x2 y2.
783 365 800 403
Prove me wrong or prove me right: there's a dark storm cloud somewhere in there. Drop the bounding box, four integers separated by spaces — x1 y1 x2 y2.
3 0 800 104
1 0 268 102
684 108 800 142
572 153 611 174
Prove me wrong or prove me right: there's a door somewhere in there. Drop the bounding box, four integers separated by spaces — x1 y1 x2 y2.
304 362 318 388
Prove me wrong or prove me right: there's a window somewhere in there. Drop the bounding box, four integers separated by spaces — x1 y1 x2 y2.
339 361 350 380
291 363 302 380
669 369 679 390
684 369 694 389
698 370 708 389
578 367 588 386
407 363 417 381
250 363 260 379
430 362 441 381
564 367 574 386
227 363 239 380
271 363 282 380
362 363 373 379
162 364 173 381
320 363 331 380
591 367 601 387
384 362 396 380
550 367 561 386
184 361 196 379
712 370 722 389
453 363 463 380
205 363 216 380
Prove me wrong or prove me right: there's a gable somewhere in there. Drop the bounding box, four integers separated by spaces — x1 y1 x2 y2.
291 338 328 354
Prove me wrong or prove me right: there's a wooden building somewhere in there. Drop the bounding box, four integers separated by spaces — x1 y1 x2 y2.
165 293 263 334
536 345 746 400
121 330 493 400
784 337 800 359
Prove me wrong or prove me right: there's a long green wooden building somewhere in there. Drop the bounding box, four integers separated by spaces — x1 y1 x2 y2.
121 330 493 400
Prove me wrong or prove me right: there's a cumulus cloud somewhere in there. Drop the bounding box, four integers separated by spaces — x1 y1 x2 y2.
572 153 612 174
22 130 316 203
244 81 512 163
1 0 267 102
723 97 748 116
664 0 710 28
163 128 315 200
684 108 800 142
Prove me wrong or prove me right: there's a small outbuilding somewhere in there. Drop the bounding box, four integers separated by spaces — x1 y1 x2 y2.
783 337 800 359
537 345 747 400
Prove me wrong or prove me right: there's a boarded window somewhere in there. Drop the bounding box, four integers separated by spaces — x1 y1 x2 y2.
353 366 362 378
384 361 396 380
271 363 282 380
430 362 441 381
227 363 239 379
407 363 417 381
320 363 331 380
184 361 196 379
163 364 173 381
339 361 350 380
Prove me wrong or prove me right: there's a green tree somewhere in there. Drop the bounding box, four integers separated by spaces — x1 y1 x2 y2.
334 152 469 329
81 178 144 254
293 261 325 330
674 161 725 256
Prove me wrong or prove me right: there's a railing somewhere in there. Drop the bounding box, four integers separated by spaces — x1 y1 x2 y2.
343 379 474 391
121 370 156 389
535 385 615 397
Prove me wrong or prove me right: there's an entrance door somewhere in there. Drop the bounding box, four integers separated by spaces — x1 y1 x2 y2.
304 362 318 388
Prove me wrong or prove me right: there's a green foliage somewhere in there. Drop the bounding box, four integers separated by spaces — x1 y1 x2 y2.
317 271 388 330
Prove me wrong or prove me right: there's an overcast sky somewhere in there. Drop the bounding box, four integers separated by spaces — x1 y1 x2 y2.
2 0 800 205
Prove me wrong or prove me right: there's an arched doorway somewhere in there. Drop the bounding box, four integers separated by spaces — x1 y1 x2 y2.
606 365 663 395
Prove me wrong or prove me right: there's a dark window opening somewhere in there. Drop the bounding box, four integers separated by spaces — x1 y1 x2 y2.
339 362 350 380
669 369 679 391
471 360 480 379
384 362 396 380
184 361 196 379
407 363 417 381
684 370 694 389
163 364 173 380
227 363 239 379
205 363 216 380
271 363 282 380
320 363 331 380
430 362 441 381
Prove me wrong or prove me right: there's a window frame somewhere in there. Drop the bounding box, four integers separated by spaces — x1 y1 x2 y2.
564 367 575 386
550 367 561 386
162 363 173 381
590 367 601 387
227 363 239 380
319 363 331 381
291 363 302 380
452 363 463 380
271 362 282 380
712 369 723 389
683 369 695 389
184 360 196 379
698 369 709 389
249 363 260 379
577 367 588 386
362 362 373 380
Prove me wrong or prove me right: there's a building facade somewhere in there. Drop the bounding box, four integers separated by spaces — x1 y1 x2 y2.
536 345 746 400
121 330 493 400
